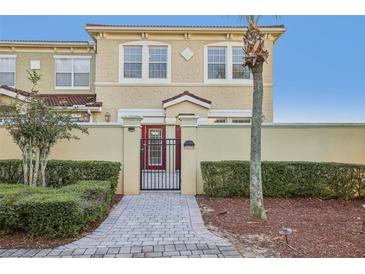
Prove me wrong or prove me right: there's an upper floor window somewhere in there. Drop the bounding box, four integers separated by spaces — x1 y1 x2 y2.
207 47 226 79
119 41 171 83
204 42 252 83
232 47 251 80
124 46 142 78
54 56 91 89
0 55 16 87
149 47 168 79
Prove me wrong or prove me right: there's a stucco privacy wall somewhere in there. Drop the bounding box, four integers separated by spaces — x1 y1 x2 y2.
1 123 364 195
0 125 125 194
194 124 365 194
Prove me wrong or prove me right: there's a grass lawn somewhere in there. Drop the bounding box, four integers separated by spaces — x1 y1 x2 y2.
197 196 365 258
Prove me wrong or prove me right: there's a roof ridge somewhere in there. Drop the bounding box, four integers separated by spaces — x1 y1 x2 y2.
85 23 285 29
0 39 94 44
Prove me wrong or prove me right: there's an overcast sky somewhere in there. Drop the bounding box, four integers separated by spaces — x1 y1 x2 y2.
0 15 364 123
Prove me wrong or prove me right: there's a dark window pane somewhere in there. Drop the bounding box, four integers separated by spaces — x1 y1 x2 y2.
208 64 226 79
149 63 167 78
0 72 15 86
74 73 90 87
124 63 142 78
56 73 72 86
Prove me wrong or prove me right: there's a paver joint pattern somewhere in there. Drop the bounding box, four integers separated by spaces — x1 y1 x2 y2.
0 192 241 258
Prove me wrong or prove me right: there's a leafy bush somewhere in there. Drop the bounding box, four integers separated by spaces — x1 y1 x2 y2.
0 160 121 191
201 161 365 199
0 181 113 237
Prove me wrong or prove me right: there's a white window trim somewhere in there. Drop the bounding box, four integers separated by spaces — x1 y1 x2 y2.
119 41 171 84
204 42 253 84
0 54 17 87
162 95 211 109
0 87 27 101
53 55 92 90
208 109 252 118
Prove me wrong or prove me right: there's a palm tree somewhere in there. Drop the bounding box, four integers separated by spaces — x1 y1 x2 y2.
243 16 270 219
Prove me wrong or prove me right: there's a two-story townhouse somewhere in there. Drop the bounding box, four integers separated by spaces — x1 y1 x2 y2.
0 40 101 122
86 24 285 144
0 24 285 137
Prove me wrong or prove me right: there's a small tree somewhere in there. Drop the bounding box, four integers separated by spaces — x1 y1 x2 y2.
1 70 88 187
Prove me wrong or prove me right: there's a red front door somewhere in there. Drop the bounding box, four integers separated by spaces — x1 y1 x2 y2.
142 125 166 170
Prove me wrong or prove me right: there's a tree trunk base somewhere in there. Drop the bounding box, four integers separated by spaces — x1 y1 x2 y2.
250 203 267 220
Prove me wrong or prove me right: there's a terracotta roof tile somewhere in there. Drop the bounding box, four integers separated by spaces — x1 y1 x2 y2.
39 94 102 107
162 90 212 104
0 84 31 97
0 85 102 107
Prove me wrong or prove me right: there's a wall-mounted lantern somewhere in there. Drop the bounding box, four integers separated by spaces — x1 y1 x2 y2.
104 112 111 122
183 140 195 150
82 112 90 122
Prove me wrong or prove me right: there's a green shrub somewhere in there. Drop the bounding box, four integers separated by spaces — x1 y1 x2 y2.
0 181 114 237
201 161 365 199
0 160 121 191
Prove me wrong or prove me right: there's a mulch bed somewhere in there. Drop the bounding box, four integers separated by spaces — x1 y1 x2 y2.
197 196 365 258
0 194 123 249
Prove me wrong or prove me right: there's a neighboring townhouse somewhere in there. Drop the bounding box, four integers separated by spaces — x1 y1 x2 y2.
0 24 285 134
0 40 100 122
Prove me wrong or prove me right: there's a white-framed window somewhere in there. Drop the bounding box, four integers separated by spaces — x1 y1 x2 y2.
204 42 252 83
119 41 171 83
232 47 251 80
207 47 226 79
148 128 163 166
0 55 16 87
54 55 91 89
149 47 168 79
124 46 142 78
208 117 251 124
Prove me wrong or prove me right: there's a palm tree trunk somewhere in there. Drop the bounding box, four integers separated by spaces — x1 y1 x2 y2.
250 61 267 219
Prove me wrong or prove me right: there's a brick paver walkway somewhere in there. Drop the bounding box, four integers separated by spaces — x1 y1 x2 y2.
0 192 240 258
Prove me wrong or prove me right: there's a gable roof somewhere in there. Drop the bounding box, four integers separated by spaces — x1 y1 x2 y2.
162 91 211 109
0 85 102 108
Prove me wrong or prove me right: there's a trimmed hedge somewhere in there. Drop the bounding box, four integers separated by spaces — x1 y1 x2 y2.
201 161 365 199
0 181 113 237
0 160 121 191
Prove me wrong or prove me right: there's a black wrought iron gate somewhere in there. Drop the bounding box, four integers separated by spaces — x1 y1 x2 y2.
140 138 181 190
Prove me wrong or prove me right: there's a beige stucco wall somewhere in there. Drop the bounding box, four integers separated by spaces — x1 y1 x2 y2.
95 36 274 122
0 51 95 94
0 94 15 104
0 125 124 193
165 101 209 118
95 37 273 83
97 85 273 122
195 124 365 194
1 123 365 195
